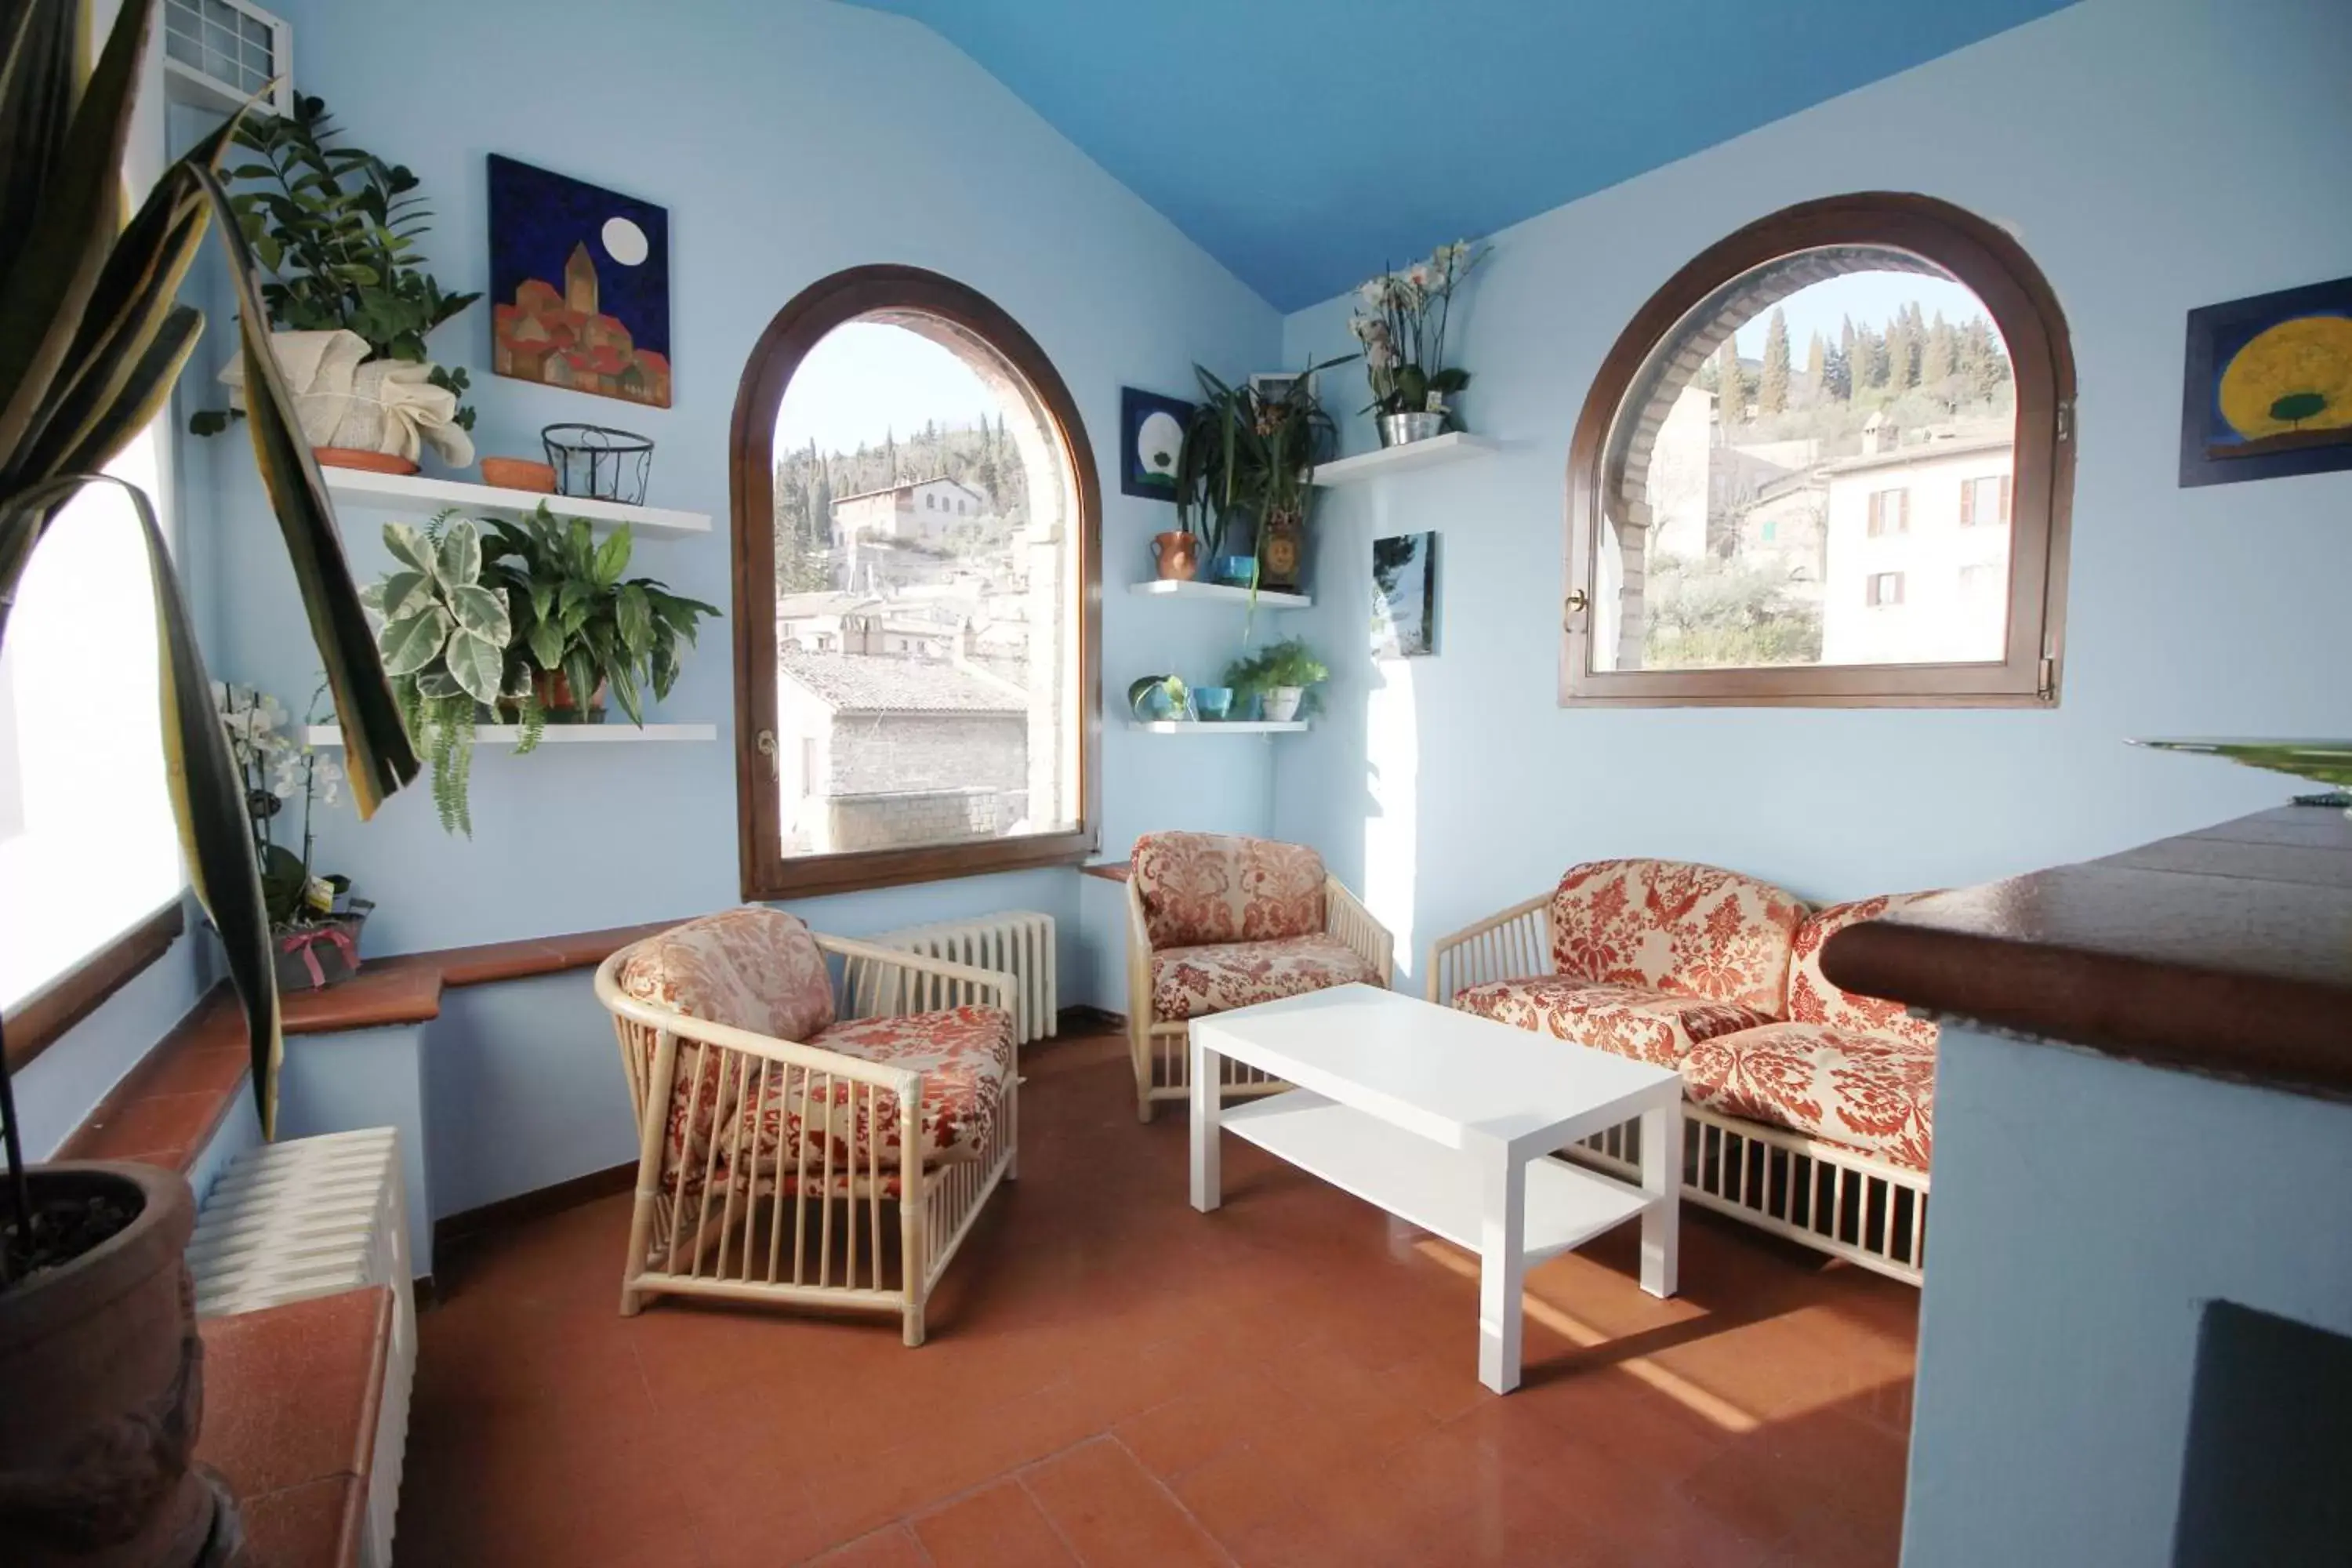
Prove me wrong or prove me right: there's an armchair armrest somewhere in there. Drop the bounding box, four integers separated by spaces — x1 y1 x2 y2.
1426 894 1552 1006
819 933 1015 1022
1323 877 1394 985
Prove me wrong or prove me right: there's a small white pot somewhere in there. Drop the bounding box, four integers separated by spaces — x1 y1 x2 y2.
1262 687 1305 723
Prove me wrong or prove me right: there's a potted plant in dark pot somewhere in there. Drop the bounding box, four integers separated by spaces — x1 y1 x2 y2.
0 2 421 1562
1173 358 1352 596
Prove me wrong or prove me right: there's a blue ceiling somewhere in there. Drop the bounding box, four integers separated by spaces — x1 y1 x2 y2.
845 0 2075 310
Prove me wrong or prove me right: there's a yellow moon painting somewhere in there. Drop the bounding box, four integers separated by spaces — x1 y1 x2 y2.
2216 312 2352 441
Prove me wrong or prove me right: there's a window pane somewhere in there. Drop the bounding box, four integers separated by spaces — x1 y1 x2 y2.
768 318 1077 858
1594 252 2016 672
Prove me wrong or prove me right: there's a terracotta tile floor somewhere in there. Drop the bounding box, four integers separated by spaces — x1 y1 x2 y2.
400 1030 1918 1566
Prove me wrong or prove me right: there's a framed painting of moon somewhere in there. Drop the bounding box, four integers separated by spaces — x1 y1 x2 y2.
488 154 673 408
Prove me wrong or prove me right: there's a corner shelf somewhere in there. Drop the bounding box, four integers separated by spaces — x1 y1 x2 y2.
1311 431 1500 486
305 723 717 746
1127 720 1308 735
1127 580 1312 610
321 469 711 537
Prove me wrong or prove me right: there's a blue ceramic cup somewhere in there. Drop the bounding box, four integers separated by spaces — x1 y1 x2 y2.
1212 554 1258 587
1192 685 1233 720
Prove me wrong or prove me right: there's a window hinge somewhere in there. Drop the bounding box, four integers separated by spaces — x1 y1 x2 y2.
2037 653 2058 702
2056 398 2074 443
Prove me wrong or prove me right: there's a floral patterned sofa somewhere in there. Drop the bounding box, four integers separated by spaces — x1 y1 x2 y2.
1125 832 1394 1121
1432 859 1937 1282
595 906 1020 1345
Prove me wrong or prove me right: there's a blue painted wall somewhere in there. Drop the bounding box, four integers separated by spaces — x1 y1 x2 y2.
1273 0 2352 982
187 0 1283 986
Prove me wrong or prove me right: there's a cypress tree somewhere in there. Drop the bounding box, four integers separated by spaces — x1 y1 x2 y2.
1758 308 1792 416
1804 331 1827 400
1713 337 1747 420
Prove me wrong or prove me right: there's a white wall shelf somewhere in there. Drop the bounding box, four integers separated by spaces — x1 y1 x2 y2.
321 469 712 537
305 723 717 746
1127 579 1312 610
1311 431 1500 487
1127 720 1308 735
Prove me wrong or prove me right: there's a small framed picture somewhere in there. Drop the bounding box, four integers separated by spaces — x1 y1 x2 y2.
1372 532 1438 657
1120 387 1194 501
2180 275 2352 488
1250 370 1318 405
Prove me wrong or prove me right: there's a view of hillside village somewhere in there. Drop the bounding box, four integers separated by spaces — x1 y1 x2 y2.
767 323 1072 858
1614 265 2019 672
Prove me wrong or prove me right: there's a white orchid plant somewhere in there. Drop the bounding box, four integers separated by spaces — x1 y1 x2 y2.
212 681 352 931
1347 240 1491 423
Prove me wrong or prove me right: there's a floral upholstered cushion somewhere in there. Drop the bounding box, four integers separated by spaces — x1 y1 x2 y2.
1785 895 1940 1051
1453 976 1773 1069
616 906 837 1044
1548 858 1803 1014
1681 1022 1936 1171
1132 832 1327 951
1150 934 1381 1023
665 1004 1014 1202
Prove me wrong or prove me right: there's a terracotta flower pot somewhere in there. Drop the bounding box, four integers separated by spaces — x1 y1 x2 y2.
479 456 557 493
533 668 609 721
312 446 416 476
1150 530 1199 582
0 1162 226 1567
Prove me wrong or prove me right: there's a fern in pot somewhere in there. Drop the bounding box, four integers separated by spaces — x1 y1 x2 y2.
365 514 523 836
1225 637 1330 723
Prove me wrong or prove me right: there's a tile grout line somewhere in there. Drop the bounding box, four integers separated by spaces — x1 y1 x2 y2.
1011 1469 1087 1566
1106 1432 1243 1568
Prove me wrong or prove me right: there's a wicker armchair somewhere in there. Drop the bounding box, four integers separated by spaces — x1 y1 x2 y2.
595 906 1018 1345
1124 832 1393 1121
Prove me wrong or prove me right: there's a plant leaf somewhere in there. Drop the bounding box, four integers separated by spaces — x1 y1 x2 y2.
527 619 564 671
591 526 630 588
446 582 510 644
434 517 481 588
443 626 503 704
382 519 433 573
379 604 452 675
615 583 652 656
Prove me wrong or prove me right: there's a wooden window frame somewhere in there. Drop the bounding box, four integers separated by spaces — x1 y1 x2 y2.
2 900 185 1073
1563 193 2074 709
729 264 1102 901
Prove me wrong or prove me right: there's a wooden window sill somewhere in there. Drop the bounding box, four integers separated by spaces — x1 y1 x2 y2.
3 901 187 1074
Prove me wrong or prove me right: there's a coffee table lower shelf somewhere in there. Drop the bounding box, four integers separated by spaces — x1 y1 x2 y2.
1218 1089 1654 1261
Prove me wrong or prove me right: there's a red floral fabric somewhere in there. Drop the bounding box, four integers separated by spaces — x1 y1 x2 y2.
1151 934 1381 1023
1548 859 1802 1014
665 1005 1014 1203
1682 1022 1936 1171
616 906 836 1045
1132 832 1327 950
1785 895 1940 1051
1452 976 1773 1068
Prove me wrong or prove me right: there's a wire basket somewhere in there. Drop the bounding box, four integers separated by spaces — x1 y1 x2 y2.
541 423 654 505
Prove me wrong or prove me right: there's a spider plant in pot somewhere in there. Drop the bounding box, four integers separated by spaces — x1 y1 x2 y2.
1172 357 1352 597
0 2 419 1560
481 504 720 726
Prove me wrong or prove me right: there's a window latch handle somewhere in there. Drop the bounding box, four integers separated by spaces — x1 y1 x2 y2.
1563 590 1589 630
756 728 779 780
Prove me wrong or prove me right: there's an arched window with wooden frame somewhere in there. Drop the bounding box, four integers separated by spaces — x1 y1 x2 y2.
730 266 1101 899
1563 193 2074 707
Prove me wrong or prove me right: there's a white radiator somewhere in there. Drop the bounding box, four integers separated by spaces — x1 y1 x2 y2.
871 910 1058 1044
187 1127 414 1568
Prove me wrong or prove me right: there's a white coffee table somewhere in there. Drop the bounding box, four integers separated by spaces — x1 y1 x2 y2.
1189 983 1682 1393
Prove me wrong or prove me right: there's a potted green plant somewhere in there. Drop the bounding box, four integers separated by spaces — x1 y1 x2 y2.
1172 358 1352 594
364 514 528 837
1348 241 1490 445
480 504 720 726
1 2 419 1559
190 92 481 474
1225 637 1330 723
